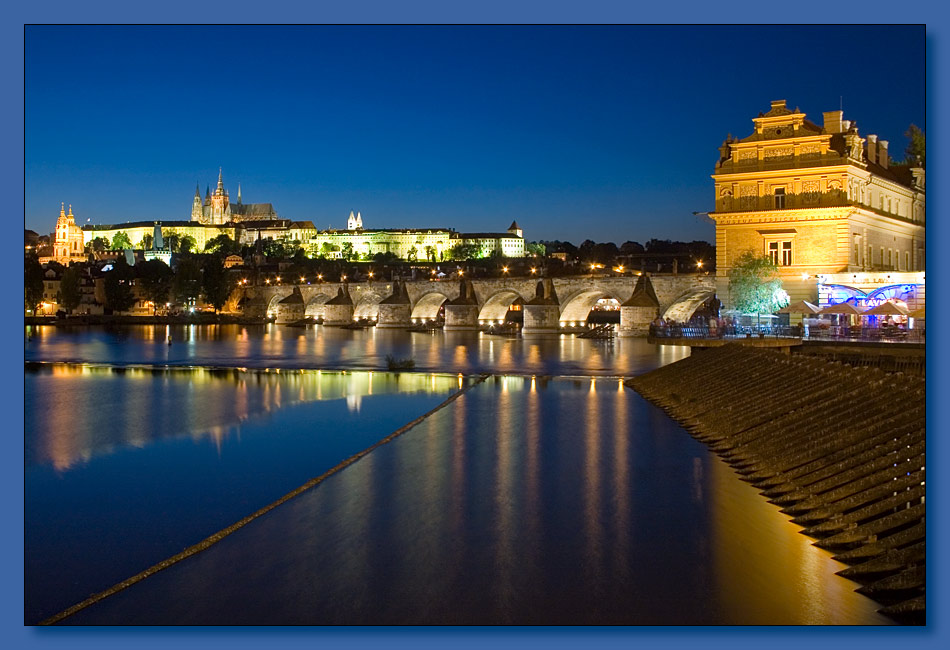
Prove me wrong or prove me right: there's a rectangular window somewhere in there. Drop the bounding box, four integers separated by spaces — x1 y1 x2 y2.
905 251 910 271
868 245 872 266
767 241 779 265
880 247 885 266
781 241 792 266
888 249 893 268
773 188 786 210
854 243 859 264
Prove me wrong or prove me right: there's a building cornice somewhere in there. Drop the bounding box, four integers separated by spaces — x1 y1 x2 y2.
711 206 855 225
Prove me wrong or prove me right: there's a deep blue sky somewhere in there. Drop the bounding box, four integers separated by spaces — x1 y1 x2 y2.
25 25 924 244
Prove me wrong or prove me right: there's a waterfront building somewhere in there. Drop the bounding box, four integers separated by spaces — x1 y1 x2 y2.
41 203 86 265
191 168 278 224
709 100 925 310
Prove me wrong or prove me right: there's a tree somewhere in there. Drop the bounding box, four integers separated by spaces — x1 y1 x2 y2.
319 242 340 258
179 235 197 254
619 241 644 256
136 259 173 314
526 241 546 257
87 237 110 255
58 265 83 314
140 233 153 250
727 249 789 327
448 243 478 261
173 256 202 306
111 231 133 250
904 124 925 167
103 259 136 313
204 234 239 255
578 239 597 261
341 242 355 262
201 257 236 313
424 245 435 262
164 233 181 253
407 245 418 262
25 255 44 314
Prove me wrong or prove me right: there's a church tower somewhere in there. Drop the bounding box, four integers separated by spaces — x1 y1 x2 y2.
191 183 203 221
347 210 358 230
210 167 230 224
356 211 363 229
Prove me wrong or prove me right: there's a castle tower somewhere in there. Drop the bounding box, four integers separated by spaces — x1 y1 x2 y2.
507 220 523 238
347 210 358 230
356 211 363 229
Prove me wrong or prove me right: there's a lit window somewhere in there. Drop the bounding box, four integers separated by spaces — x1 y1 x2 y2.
773 188 786 209
781 241 792 266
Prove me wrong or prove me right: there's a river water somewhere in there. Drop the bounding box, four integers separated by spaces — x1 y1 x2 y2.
24 325 890 625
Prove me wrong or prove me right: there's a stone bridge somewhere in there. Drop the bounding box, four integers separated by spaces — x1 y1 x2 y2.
232 273 717 336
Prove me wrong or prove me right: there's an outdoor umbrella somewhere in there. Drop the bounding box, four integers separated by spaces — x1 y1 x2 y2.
776 300 820 315
819 302 863 315
862 301 910 317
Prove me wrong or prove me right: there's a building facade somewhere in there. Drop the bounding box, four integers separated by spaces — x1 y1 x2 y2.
710 100 925 310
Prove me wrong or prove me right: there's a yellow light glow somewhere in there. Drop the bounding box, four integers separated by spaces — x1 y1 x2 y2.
502 266 509 273
530 267 537 274
300 277 305 282
368 272 374 278
317 274 323 280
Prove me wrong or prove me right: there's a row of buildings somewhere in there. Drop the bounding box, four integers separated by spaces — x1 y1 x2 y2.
41 168 526 266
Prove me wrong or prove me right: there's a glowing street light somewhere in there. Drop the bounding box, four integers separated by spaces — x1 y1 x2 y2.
696 260 704 269
502 266 509 274
530 267 537 274
368 271 374 279
317 274 323 281
300 276 306 283
615 265 624 273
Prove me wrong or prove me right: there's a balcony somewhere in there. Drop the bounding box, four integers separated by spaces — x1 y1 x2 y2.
715 154 849 175
715 190 851 214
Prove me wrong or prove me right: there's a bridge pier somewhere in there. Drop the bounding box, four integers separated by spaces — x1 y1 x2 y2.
618 274 660 337
443 279 479 331
376 281 412 329
324 286 355 326
275 287 305 324
522 279 560 335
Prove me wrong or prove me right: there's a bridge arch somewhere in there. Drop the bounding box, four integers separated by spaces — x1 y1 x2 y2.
353 290 386 320
304 293 334 318
411 290 451 321
662 288 717 322
477 289 526 323
558 287 625 324
266 291 294 316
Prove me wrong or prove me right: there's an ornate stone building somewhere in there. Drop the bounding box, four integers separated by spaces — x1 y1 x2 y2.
42 203 86 265
710 99 925 309
191 168 278 224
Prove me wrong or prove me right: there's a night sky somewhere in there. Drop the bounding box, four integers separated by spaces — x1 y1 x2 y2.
25 25 924 245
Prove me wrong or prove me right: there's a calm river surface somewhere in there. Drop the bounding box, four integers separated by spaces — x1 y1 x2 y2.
24 325 890 625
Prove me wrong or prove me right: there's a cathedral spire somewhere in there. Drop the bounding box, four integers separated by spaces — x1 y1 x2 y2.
216 167 224 194
68 204 73 217
60 202 65 217
195 182 200 198
237 183 242 204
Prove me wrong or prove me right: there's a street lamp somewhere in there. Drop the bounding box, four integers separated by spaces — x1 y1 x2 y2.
530 267 537 274
502 266 509 274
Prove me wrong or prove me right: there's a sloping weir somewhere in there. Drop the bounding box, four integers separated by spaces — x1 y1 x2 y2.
628 344 925 624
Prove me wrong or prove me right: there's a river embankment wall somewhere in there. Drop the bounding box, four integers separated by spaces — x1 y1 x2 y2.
628 344 925 624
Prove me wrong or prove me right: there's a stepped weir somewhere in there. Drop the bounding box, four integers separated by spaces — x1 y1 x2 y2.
628 345 925 624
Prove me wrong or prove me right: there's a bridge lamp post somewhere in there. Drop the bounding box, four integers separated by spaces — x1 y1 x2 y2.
530 267 537 275
368 271 374 279
276 276 281 284
317 274 323 281
502 266 509 276
341 274 347 282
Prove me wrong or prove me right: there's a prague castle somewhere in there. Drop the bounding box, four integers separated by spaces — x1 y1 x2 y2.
191 169 278 224
710 100 925 309
45 167 525 262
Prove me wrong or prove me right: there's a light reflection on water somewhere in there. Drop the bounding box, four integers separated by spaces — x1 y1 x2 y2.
24 366 462 624
60 377 890 625
25 323 690 375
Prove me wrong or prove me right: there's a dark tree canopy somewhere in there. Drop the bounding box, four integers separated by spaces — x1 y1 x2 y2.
103 259 136 312
25 255 45 313
201 257 236 313
904 124 925 167
136 259 174 313
58 266 83 313
173 256 202 305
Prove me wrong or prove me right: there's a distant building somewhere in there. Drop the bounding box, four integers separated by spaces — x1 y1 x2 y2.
191 168 278 225
142 222 172 265
40 203 86 265
710 99 925 309
84 220 237 253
